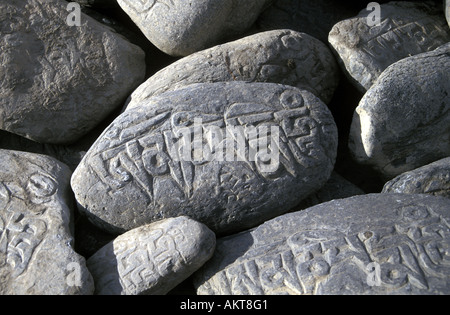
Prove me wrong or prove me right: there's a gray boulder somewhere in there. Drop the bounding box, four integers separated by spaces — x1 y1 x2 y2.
0 0 145 144
87 216 215 295
0 149 94 295
194 194 450 295
349 43 450 179
72 82 338 235
116 0 273 56
382 157 450 198
124 30 339 110
329 1 450 92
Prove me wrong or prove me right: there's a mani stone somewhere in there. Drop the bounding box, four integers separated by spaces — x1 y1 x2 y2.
382 157 450 198
329 1 450 92
194 194 450 295
349 43 450 179
71 82 338 236
0 0 145 144
116 0 273 56
87 216 215 295
0 149 94 295
124 30 339 110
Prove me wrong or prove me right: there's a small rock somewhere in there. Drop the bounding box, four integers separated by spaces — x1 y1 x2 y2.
194 194 450 295
382 157 450 198
0 149 94 295
349 43 450 179
72 82 338 235
124 29 339 110
116 0 273 56
329 1 450 92
87 216 216 295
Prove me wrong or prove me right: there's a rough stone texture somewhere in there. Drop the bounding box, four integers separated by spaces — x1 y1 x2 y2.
116 0 273 56
124 30 339 110
382 157 450 198
446 0 450 28
329 1 450 92
0 0 145 144
72 82 338 235
87 216 215 295
0 149 94 295
194 194 450 295
349 43 450 179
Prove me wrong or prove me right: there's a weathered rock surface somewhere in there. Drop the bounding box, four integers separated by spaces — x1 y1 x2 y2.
382 157 450 198
116 0 273 56
0 149 94 295
124 30 339 110
329 1 450 92
0 0 145 144
446 0 450 28
72 82 338 235
87 216 215 295
194 194 450 295
349 43 450 179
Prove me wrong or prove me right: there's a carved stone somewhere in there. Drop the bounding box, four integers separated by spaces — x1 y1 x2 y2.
124 30 339 110
329 1 450 92
0 0 145 144
382 157 450 198
0 149 94 295
116 0 273 56
194 194 450 295
349 43 450 179
87 216 216 295
72 82 338 235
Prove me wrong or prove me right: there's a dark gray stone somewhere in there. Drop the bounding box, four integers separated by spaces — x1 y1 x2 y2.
329 1 450 92
382 157 450 198
87 216 216 295
116 0 273 56
124 30 339 110
0 0 145 144
194 194 450 295
0 149 94 295
349 43 450 179
72 82 338 235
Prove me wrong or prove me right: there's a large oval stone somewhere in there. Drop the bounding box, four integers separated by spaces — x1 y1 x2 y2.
72 82 338 235
194 194 450 295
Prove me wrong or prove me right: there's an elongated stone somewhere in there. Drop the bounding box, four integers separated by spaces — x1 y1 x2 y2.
349 43 450 179
87 216 215 295
329 1 450 92
0 149 94 295
0 0 145 144
72 82 338 235
124 30 339 110
194 194 450 295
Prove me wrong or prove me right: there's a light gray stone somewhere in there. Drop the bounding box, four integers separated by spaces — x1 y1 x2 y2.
72 82 338 235
194 194 450 295
446 0 450 28
0 0 145 144
0 149 94 295
124 30 339 110
329 1 450 92
87 216 215 295
349 43 450 179
116 0 273 56
382 157 450 198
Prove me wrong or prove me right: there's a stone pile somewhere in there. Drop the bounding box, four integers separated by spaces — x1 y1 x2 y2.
0 0 449 295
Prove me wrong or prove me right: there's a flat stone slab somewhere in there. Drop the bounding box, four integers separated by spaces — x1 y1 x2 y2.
116 0 272 56
0 0 145 144
0 149 94 295
72 82 338 235
329 1 450 92
124 29 339 110
383 157 450 198
349 43 450 179
87 216 215 295
194 194 450 295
